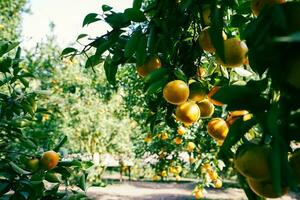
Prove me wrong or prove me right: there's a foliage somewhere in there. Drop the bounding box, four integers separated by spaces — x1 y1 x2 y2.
0 0 29 40
65 0 300 199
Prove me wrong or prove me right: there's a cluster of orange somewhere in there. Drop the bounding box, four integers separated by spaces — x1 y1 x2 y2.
26 150 60 171
234 145 300 198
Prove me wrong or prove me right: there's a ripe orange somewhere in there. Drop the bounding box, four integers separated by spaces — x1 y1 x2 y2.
217 38 248 68
234 145 271 181
247 178 288 198
194 189 204 199
27 158 40 171
198 27 227 53
197 99 215 118
189 82 207 102
207 86 224 106
177 126 186 136
40 150 60 170
137 57 161 77
251 0 286 16
174 137 183 145
163 80 189 105
187 142 196 152
207 118 229 141
289 150 300 185
161 170 167 177
152 175 159 181
175 101 201 125
213 179 223 188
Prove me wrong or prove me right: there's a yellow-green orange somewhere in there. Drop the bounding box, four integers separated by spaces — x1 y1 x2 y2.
207 118 229 141
40 150 60 170
197 99 215 118
175 101 200 125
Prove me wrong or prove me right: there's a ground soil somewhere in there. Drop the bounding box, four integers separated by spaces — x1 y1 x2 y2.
87 180 299 200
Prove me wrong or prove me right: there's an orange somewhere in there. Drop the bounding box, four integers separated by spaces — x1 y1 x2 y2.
207 118 229 141
234 145 271 181
174 137 183 145
213 179 223 188
247 178 288 198
289 150 300 185
137 57 161 77
163 80 189 105
189 82 207 102
251 0 286 16
194 189 204 199
208 170 218 181
40 150 60 170
207 86 224 106
187 142 196 152
198 27 227 53
217 38 248 68
175 175 181 181
197 99 215 118
175 101 201 125
152 175 159 181
177 126 186 136
161 170 167 177
27 158 39 171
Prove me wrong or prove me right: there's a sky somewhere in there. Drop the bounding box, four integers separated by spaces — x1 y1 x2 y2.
21 0 133 48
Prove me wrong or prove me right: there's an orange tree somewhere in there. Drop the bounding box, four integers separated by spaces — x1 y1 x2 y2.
64 0 300 199
0 41 92 199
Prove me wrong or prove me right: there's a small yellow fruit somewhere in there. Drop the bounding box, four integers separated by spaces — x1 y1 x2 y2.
144 134 152 143
213 179 223 188
194 189 204 199
208 170 218 181
152 175 159 181
177 126 186 136
161 170 167 177
27 158 40 171
187 142 196 152
174 137 183 145
161 132 169 141
175 175 181 181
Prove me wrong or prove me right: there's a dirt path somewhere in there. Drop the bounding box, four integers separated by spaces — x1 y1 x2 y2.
87 181 298 200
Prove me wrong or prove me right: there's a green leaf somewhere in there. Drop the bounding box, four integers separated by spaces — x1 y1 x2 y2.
133 0 143 9
105 13 130 29
124 30 142 58
53 136 68 152
124 8 146 22
136 34 147 66
144 67 169 84
147 77 169 95
58 160 81 167
0 180 10 196
85 55 102 68
0 57 12 73
76 34 88 41
61 47 77 56
0 41 20 57
231 14 249 28
45 172 61 183
274 31 300 42
219 118 256 159
104 57 118 85
210 5 225 62
82 13 101 27
78 173 87 192
173 69 187 82
102 5 113 12
9 161 30 175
